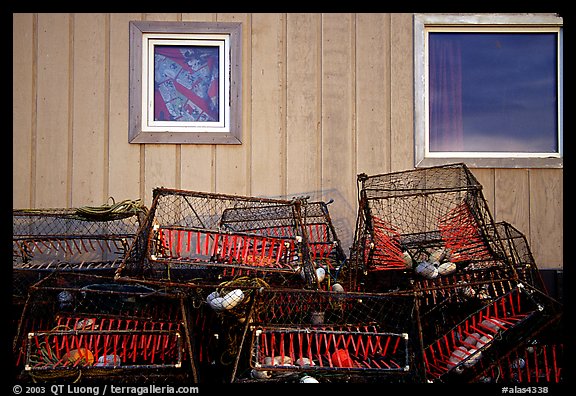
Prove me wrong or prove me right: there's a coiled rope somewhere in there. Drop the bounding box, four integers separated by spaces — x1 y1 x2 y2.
75 197 148 221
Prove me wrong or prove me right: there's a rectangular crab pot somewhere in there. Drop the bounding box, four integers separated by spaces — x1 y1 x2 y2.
487 221 549 295
469 299 564 384
351 163 515 293
478 343 564 384
229 288 419 383
115 188 331 289
421 284 563 383
12 203 147 309
13 272 199 383
248 327 411 379
25 328 183 371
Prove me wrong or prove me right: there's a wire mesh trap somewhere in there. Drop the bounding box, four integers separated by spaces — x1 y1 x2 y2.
420 284 563 383
465 308 564 384
12 272 197 383
115 188 344 290
12 201 147 308
249 327 410 373
483 343 564 383
350 163 513 293
231 288 418 383
488 221 549 295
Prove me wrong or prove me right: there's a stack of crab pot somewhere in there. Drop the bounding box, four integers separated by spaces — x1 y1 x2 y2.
349 163 563 383
12 164 563 384
10 201 200 383
113 187 351 383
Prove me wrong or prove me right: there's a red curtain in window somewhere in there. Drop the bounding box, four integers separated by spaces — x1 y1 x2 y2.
429 39 464 152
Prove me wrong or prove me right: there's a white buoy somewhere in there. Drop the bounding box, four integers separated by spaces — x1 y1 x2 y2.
208 297 225 311
221 289 244 310
206 291 220 303
251 369 271 379
437 261 457 276
402 251 413 268
300 375 319 383
315 267 326 283
296 357 315 367
415 261 438 279
464 348 482 367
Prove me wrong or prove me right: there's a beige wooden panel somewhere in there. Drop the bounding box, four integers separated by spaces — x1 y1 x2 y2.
249 13 285 197
144 144 179 205
180 13 217 194
529 169 563 269
142 13 179 205
215 13 250 195
321 13 357 248
108 13 142 203
495 169 530 234
13 13 34 208
35 13 70 208
286 13 321 198
472 168 495 219
356 13 390 177
71 13 106 206
389 13 413 171
182 13 215 21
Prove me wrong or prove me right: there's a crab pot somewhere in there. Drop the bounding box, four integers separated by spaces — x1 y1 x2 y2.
116 188 324 289
247 327 411 380
298 201 350 290
25 328 182 370
231 288 420 383
478 343 564 383
421 284 563 383
251 288 414 331
12 206 146 310
470 297 564 384
13 272 196 383
487 221 548 294
351 164 513 292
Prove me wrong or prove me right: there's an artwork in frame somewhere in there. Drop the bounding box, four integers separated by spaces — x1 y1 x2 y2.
129 21 242 144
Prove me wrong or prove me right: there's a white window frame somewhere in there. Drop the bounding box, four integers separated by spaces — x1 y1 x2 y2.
414 13 563 168
143 35 229 132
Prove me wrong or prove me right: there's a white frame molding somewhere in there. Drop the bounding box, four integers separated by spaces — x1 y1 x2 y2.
413 13 563 168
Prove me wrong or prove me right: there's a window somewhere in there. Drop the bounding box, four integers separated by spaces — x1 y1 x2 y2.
129 21 242 144
414 14 563 168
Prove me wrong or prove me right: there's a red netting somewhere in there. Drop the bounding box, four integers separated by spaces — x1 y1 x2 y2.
438 202 493 263
365 217 406 271
250 327 409 373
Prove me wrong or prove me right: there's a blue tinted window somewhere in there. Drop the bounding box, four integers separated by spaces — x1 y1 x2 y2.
429 32 558 153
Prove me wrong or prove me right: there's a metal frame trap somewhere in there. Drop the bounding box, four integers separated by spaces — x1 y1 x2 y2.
115 188 347 290
12 272 198 383
231 287 418 383
12 201 147 308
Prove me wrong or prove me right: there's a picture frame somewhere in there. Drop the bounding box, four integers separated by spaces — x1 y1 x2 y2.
128 21 242 144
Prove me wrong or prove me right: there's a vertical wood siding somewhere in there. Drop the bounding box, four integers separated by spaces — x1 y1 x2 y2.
12 13 563 269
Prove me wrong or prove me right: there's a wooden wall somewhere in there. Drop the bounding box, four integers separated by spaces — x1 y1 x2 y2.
12 13 563 269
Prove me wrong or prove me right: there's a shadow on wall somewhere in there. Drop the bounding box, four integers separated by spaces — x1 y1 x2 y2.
268 188 358 255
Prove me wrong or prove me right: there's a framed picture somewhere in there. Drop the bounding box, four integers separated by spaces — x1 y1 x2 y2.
129 21 242 144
